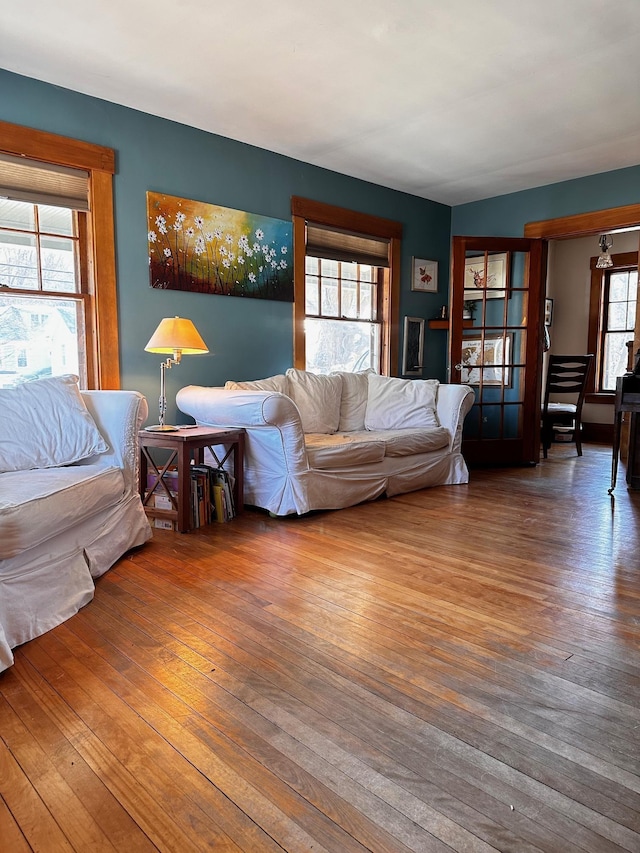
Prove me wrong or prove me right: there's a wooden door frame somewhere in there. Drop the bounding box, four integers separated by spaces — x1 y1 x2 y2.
523 203 640 240
450 236 546 466
524 201 640 399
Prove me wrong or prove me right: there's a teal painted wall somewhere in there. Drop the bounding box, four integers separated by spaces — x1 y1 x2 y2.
452 165 640 237
1 70 451 423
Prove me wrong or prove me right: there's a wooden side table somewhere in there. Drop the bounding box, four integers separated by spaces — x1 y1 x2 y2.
139 426 245 532
610 374 640 494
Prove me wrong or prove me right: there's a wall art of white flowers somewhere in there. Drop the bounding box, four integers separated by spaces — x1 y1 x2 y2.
147 192 293 302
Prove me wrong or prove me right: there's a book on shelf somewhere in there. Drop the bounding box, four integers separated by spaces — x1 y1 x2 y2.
191 464 236 524
143 463 235 528
147 492 176 511
146 467 179 494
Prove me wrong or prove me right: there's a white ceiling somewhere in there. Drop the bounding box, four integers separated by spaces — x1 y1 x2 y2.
3 0 640 206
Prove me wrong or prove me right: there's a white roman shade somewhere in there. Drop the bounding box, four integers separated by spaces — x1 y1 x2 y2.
306 222 390 267
0 153 90 211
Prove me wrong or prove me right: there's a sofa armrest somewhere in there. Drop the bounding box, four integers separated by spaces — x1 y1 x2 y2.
81 390 148 493
176 386 309 473
436 384 475 451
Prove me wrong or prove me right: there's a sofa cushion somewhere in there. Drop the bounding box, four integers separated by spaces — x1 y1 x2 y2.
365 374 440 431
0 374 109 474
0 463 124 554
286 369 342 434
331 369 374 432
378 428 450 456
304 433 385 469
225 374 288 393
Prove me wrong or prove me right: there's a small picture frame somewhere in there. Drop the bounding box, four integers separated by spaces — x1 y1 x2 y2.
411 258 438 293
544 298 554 326
463 252 511 300
402 316 425 376
460 333 513 387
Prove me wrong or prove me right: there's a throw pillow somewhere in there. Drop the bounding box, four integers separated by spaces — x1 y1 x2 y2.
285 368 343 434
331 369 374 432
225 374 288 394
364 374 440 430
0 374 109 474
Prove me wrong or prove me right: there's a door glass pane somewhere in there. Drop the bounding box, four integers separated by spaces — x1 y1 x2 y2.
0 295 85 388
462 250 528 442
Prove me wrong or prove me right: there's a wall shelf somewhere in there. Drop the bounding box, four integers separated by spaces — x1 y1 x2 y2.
428 319 474 330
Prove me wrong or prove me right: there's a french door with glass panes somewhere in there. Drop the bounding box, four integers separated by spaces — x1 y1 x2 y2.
449 236 547 466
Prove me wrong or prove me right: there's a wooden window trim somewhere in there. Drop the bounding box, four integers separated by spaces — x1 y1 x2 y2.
0 120 119 389
291 196 401 375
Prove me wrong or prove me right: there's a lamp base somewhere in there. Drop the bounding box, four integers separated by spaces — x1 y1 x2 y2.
144 424 180 432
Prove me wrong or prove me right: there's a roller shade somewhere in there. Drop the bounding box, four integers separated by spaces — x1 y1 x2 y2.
306 222 390 267
0 153 90 211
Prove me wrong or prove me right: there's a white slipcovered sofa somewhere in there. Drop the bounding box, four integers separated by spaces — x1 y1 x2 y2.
177 368 474 517
0 375 152 672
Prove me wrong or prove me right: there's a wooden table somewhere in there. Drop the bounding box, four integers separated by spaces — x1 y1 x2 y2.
139 426 245 532
609 374 640 494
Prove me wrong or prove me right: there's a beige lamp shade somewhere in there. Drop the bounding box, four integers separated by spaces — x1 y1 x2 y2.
144 316 208 355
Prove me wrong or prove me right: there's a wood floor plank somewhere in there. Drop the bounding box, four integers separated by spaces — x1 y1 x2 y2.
0 693 119 852
0 726 75 852
0 792 32 853
95 556 636 852
60 601 436 853
2 442 640 852
2 661 159 853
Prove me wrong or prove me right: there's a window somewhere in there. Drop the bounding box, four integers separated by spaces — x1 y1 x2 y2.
0 199 87 387
304 257 382 373
588 251 638 394
0 121 118 389
292 197 402 376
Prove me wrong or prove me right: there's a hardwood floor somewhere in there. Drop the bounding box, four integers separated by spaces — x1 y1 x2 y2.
2 443 640 852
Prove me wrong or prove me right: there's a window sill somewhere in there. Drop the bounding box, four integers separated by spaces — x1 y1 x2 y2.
586 392 615 405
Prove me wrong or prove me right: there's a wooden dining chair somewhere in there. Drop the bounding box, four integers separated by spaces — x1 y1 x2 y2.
541 354 594 458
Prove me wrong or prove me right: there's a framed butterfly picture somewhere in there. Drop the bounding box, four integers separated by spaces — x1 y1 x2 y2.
411 257 438 293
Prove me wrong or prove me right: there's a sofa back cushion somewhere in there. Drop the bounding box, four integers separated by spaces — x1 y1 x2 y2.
331 369 374 432
364 374 440 430
225 374 288 393
285 368 342 434
0 374 109 473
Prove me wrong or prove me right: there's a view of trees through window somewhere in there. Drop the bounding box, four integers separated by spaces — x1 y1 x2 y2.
304 256 381 374
0 199 86 388
602 268 637 391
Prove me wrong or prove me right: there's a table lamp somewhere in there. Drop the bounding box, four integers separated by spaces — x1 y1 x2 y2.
144 316 208 431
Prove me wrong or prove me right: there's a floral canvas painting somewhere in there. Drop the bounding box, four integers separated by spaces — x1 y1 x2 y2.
147 192 293 302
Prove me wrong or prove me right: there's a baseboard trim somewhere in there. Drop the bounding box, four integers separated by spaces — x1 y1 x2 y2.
583 422 613 443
